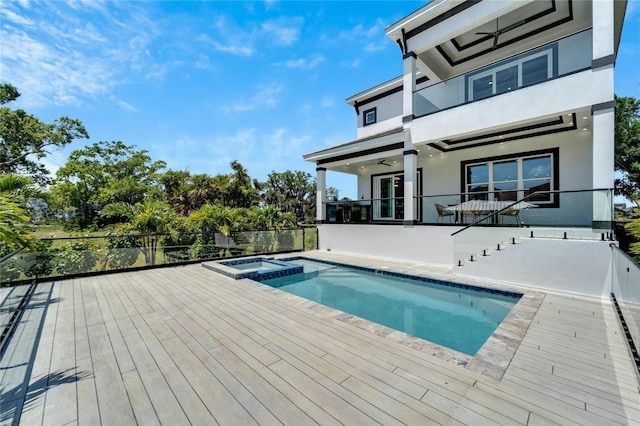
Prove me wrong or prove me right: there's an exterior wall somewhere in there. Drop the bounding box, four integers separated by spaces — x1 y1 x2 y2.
356 91 403 139
317 224 614 299
317 224 460 264
455 238 614 298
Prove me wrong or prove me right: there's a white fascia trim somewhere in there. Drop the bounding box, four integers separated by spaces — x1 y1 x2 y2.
345 71 426 106
345 76 403 106
303 129 406 163
385 0 461 39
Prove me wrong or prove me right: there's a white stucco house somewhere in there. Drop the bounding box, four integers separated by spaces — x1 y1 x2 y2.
303 0 629 297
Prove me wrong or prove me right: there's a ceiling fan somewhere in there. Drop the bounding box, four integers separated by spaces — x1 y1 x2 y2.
365 159 392 167
476 18 527 49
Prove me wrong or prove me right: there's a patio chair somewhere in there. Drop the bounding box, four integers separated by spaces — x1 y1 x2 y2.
499 208 521 226
435 203 454 223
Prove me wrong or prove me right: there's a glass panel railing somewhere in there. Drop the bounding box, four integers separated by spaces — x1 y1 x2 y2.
452 188 614 266
611 245 640 354
414 29 592 117
0 228 315 286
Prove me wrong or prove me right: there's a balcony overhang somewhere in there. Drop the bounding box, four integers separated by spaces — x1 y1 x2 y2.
388 0 594 81
410 68 609 145
303 127 406 174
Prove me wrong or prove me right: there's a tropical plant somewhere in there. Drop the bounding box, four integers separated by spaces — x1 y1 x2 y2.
100 234 141 270
0 173 45 249
56 239 99 275
102 199 178 266
615 95 640 200
53 141 166 229
248 206 296 252
625 201 640 262
23 240 56 278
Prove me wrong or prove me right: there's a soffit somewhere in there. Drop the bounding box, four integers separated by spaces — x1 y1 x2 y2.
410 0 592 80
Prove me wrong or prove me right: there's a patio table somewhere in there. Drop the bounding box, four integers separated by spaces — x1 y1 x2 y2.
446 200 537 223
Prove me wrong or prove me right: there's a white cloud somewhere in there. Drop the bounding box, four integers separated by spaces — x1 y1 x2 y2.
0 7 35 27
262 17 304 45
0 1 161 109
341 59 361 68
331 18 391 54
321 97 335 108
284 55 324 69
224 84 283 113
212 41 255 57
109 96 138 112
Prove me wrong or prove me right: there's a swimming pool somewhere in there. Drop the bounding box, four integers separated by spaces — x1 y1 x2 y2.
260 258 521 356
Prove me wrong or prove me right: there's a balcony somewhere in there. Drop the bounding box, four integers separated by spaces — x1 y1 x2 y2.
414 29 592 118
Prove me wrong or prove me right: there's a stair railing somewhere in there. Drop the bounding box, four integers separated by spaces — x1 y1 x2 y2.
451 188 614 266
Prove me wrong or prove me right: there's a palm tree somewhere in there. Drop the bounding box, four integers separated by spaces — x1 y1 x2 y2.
0 173 44 249
248 206 296 252
102 199 178 265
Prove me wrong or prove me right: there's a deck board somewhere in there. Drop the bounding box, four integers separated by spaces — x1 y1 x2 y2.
1 251 639 425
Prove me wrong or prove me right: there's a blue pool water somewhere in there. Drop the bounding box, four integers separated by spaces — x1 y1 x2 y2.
260 258 520 356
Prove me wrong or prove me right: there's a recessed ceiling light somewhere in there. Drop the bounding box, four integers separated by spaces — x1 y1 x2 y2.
583 116 588 120
568 122 573 126
582 128 588 131
346 163 350 165
429 154 433 157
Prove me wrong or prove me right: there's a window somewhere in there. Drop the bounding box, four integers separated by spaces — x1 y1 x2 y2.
463 150 557 205
363 108 377 126
467 47 555 101
372 169 422 220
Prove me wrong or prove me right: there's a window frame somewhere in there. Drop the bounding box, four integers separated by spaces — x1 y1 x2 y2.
460 148 559 208
363 107 377 126
370 168 423 221
465 44 558 102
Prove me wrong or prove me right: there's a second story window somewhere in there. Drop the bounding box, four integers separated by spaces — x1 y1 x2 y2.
363 108 377 126
467 46 556 102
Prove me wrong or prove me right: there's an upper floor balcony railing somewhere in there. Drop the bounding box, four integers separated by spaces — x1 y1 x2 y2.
414 29 592 117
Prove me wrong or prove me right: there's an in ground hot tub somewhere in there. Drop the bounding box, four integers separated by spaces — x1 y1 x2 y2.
202 257 303 281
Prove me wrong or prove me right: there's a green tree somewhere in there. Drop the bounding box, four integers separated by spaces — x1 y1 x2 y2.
53 141 166 229
0 173 45 249
261 170 314 223
248 205 296 252
102 199 178 266
626 215 640 262
0 83 89 185
260 170 338 223
224 160 260 208
615 95 640 200
56 239 99 275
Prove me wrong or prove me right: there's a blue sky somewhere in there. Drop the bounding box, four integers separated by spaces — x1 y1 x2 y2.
1 0 639 199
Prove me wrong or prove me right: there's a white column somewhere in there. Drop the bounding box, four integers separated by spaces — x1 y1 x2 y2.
592 107 615 230
590 0 615 232
316 167 327 222
403 132 417 226
592 0 615 61
403 52 417 120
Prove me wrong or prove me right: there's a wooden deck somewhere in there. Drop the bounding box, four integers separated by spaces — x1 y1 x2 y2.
1 252 639 425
